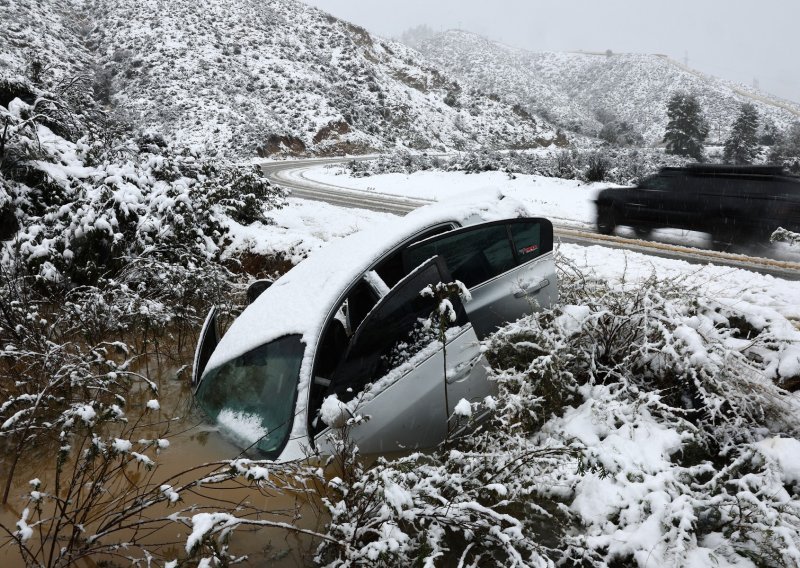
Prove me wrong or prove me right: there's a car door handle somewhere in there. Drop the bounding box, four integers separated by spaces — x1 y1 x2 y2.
514 278 550 298
446 354 483 384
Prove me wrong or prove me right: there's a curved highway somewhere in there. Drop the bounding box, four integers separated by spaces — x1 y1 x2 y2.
261 158 430 214
261 158 800 280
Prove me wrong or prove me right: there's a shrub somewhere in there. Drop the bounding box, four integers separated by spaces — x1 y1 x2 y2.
583 151 610 181
2 95 285 288
313 258 800 567
203 163 287 225
342 147 689 185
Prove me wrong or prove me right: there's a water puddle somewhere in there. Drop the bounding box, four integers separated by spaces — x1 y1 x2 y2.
0 364 328 566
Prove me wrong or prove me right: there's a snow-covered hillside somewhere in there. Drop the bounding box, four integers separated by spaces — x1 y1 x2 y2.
417 30 800 145
0 0 560 157
0 1 91 83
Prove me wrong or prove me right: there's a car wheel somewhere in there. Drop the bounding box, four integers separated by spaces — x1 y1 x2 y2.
739 226 773 255
633 226 651 239
596 205 617 235
711 219 737 252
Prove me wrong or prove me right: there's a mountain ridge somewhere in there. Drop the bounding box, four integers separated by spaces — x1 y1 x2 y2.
1 0 560 157
416 30 800 145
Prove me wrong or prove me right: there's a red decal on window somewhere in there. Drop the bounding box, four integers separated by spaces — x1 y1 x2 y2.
520 244 539 254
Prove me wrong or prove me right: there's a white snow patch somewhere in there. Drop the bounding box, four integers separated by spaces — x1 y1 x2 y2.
453 398 472 417
554 305 593 336
160 484 180 503
74 404 96 424
320 394 351 428
112 439 133 453
756 437 800 484
15 508 33 543
216 409 268 446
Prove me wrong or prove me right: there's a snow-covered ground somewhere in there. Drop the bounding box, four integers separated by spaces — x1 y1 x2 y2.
299 164 800 259
302 165 603 229
223 197 396 265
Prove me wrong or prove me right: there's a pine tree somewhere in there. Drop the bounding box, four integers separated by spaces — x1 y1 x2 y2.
663 92 709 161
723 103 760 164
759 118 780 145
779 122 800 157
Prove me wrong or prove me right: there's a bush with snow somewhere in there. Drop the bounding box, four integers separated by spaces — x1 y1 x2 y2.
772 227 800 247
0 70 291 562
345 147 690 185
315 258 800 567
2 392 326 566
3 106 284 287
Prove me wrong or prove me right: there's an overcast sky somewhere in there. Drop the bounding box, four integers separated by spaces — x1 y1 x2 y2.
303 0 800 103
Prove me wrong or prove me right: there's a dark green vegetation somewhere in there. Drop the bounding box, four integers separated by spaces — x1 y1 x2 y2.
663 92 710 161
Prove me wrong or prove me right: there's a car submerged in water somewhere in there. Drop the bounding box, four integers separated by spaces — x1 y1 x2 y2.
192 200 557 462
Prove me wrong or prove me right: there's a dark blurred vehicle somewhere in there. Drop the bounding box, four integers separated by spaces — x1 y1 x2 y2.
595 165 800 250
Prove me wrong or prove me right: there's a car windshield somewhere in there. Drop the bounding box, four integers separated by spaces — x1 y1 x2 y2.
195 335 305 457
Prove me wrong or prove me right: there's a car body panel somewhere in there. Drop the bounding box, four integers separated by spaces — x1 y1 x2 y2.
314 325 487 456
467 254 556 338
402 218 556 338
312 257 489 455
192 305 219 387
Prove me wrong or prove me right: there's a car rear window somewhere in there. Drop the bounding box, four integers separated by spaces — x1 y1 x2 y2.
509 222 542 263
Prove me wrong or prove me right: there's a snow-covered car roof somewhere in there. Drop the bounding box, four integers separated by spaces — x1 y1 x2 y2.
205 192 533 373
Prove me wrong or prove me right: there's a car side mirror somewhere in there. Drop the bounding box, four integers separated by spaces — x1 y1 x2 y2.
247 279 273 304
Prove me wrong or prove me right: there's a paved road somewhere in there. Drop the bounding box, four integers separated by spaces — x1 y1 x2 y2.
261 158 800 280
261 157 428 213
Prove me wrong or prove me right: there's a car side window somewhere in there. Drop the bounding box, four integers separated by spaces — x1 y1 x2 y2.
327 257 466 404
373 224 456 288
344 277 380 332
403 224 516 288
509 221 546 263
402 219 553 289
642 175 670 191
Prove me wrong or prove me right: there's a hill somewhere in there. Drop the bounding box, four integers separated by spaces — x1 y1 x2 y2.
416 30 800 145
0 0 559 157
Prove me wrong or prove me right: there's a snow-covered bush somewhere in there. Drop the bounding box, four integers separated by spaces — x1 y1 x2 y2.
489 261 800 566
583 151 610 181
343 148 690 185
315 258 800 567
771 227 800 246
1 77 286 289
2 391 326 566
0 267 148 502
0 69 286 537
315 412 573 567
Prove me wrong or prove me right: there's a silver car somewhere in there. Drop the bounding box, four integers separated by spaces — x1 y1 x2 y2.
192 204 557 461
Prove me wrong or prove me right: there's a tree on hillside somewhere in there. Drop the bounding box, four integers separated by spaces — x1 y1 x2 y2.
723 103 760 164
663 92 709 161
768 122 800 171
779 122 800 156
759 118 780 146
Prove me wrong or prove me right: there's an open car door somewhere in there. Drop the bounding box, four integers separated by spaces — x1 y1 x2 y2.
402 218 557 339
192 305 219 387
313 256 484 455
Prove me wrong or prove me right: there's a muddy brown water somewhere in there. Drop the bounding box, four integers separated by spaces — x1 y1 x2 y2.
0 366 328 567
